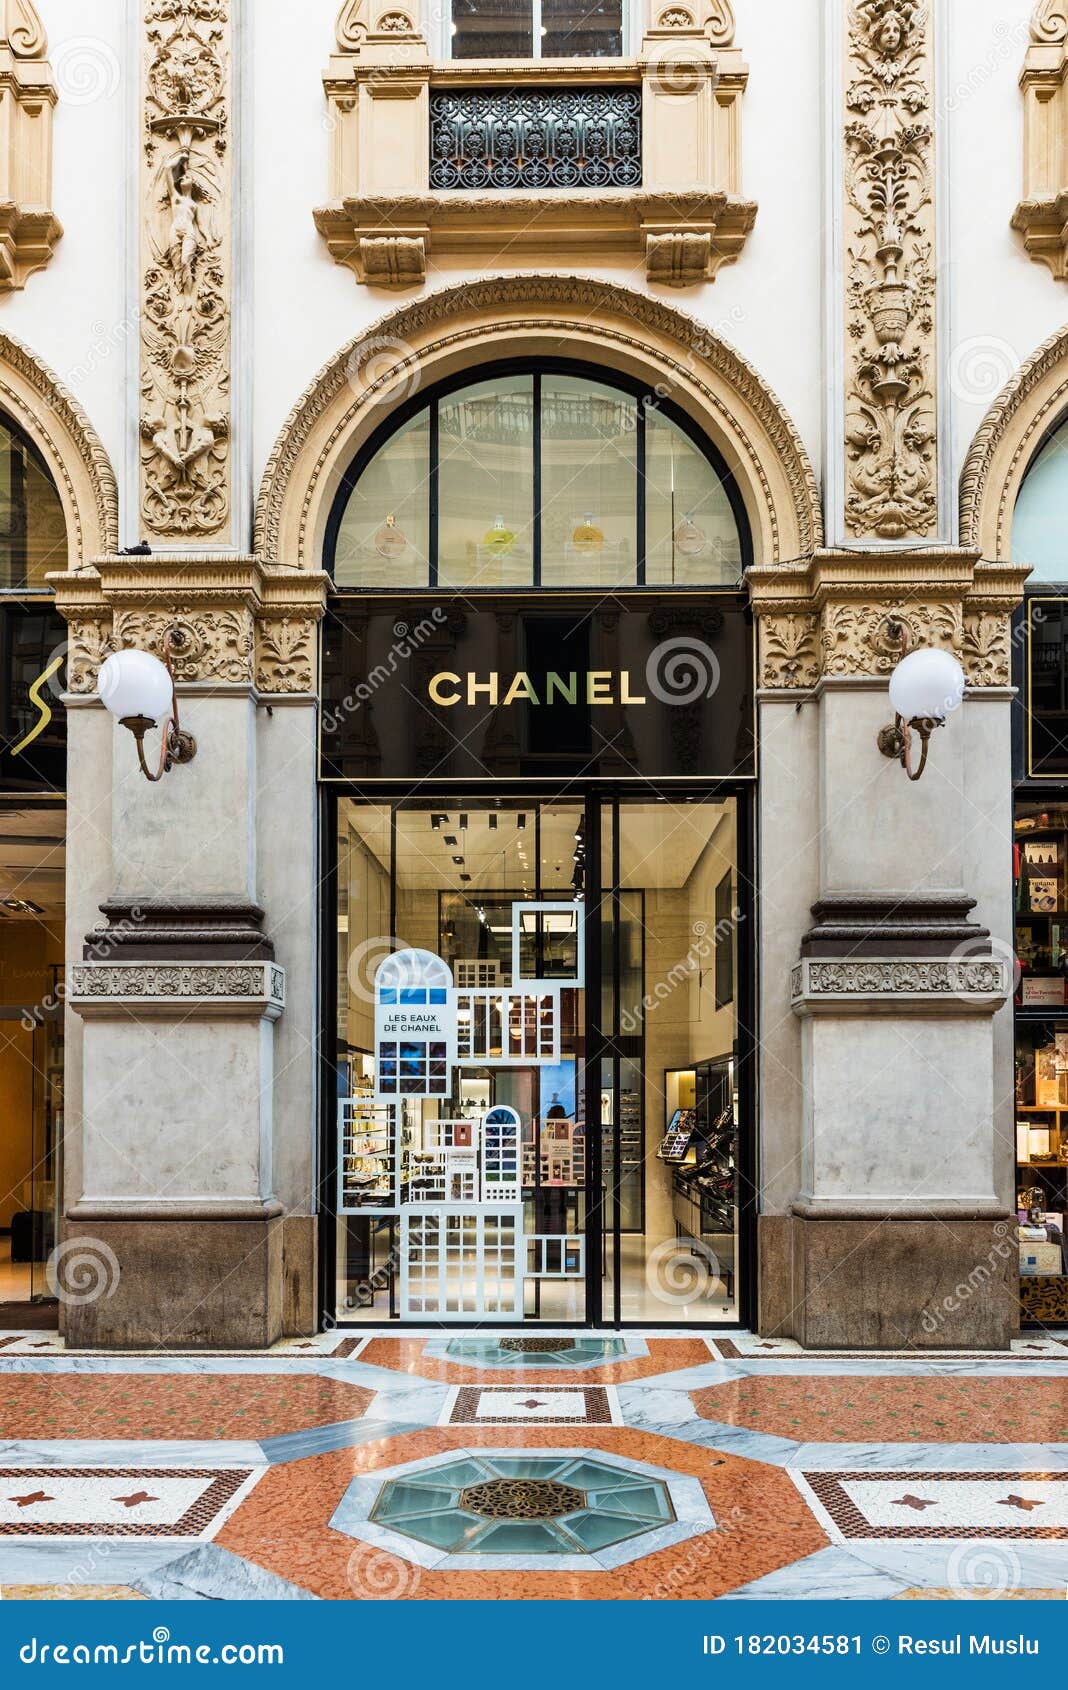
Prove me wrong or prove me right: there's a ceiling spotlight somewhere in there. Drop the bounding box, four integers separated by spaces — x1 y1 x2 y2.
444 835 458 847
431 814 447 830
489 814 498 830
452 856 465 866
517 815 527 829
459 813 469 831
460 873 472 882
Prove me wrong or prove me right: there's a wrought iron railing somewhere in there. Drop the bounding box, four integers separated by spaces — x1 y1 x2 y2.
429 87 642 191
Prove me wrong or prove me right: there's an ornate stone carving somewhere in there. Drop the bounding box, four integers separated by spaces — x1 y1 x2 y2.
140 0 233 541
959 323 1068 556
759 614 822 690
646 230 713 286
843 0 938 540
1031 0 1068 45
67 618 119 694
0 1 61 291
793 957 1009 1000
256 617 317 694
70 961 285 1008
255 274 822 570
0 331 119 563
114 608 254 684
750 550 1025 691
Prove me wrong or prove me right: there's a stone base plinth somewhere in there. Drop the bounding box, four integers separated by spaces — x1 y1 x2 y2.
758 1211 1018 1350
60 1213 283 1351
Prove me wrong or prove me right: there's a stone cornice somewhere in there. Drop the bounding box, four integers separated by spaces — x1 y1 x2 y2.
749 547 1029 689
50 555 328 697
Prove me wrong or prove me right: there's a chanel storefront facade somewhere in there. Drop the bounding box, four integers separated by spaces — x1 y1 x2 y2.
5 0 1065 1349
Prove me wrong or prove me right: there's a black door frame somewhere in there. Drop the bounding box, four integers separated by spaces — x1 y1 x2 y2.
318 780 757 1330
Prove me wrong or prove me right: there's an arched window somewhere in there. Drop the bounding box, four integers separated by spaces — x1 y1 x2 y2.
327 363 750 591
1012 416 1068 583
0 411 66 590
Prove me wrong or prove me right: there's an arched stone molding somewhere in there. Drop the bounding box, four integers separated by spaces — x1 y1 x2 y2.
255 274 822 572
960 322 1068 561
0 329 118 564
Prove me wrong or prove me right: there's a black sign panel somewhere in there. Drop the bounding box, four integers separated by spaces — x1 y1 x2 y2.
321 594 753 782
0 601 67 794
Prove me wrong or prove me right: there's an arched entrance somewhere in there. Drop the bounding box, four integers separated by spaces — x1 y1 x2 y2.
256 277 819 1330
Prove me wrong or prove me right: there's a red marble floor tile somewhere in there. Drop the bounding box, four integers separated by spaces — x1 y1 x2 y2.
216 1425 826 1600
691 1376 1068 1442
358 1337 711 1386
0 1375 373 1440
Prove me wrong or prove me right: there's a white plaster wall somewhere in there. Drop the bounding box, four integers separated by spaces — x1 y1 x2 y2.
5 0 128 511
6 2 1062 556
945 0 1067 505
250 0 826 550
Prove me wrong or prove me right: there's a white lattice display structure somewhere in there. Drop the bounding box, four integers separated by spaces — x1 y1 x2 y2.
481 1105 521 1201
455 988 560 1064
399 1205 524 1320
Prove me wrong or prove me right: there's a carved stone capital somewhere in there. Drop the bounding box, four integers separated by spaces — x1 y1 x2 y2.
750 548 1029 690
55 555 327 696
842 0 938 541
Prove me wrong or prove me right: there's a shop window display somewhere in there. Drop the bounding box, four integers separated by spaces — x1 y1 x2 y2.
1014 800 1068 1324
331 797 743 1325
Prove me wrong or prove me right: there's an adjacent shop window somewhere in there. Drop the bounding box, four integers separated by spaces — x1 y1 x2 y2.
1013 801 1068 1326
450 0 624 60
1013 417 1068 582
0 414 67 589
329 364 748 590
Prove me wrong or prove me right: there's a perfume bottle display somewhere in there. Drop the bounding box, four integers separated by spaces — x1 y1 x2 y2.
571 512 604 550
673 511 707 556
483 514 516 553
373 512 407 558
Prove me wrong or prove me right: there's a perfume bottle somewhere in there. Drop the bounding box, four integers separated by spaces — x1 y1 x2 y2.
483 514 515 553
572 512 604 549
673 512 707 556
373 512 407 558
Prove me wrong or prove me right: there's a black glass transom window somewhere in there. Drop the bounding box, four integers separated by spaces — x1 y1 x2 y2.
450 0 624 61
328 364 750 590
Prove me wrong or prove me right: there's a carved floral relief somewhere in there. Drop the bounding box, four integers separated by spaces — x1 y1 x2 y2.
843 0 937 540
140 0 232 541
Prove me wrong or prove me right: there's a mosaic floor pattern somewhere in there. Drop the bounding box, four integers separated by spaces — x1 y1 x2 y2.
0 1329 1066 1600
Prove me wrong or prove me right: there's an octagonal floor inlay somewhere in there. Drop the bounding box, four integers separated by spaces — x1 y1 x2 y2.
358 1451 690 1562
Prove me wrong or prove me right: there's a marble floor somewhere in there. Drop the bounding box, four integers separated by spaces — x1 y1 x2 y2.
0 1328 1066 1600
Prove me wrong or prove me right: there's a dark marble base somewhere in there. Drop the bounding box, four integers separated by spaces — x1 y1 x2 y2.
61 1216 283 1350
758 1212 1018 1350
281 1214 317 1337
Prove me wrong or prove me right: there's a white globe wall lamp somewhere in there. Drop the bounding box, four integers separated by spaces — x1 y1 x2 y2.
877 625 965 783
95 629 198 783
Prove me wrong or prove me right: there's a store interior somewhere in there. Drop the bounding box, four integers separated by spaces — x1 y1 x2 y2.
0 803 64 1317
333 797 741 1325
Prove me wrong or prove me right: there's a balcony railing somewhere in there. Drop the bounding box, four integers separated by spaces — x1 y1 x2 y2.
429 87 642 192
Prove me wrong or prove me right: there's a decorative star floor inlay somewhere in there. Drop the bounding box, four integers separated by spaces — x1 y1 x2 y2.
0 1469 261 1538
796 1472 1068 1540
445 1385 617 1426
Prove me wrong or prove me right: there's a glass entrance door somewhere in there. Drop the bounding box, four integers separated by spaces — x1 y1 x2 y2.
595 799 742 1326
333 798 588 1323
328 791 745 1327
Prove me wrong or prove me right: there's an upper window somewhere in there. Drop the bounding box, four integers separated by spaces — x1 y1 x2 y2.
449 0 625 60
0 413 66 590
1013 417 1068 584
329 364 749 591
